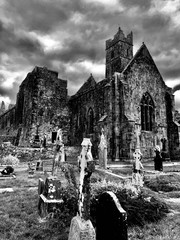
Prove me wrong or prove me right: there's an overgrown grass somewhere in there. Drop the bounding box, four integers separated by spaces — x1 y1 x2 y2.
129 214 180 240
144 174 180 192
90 179 168 228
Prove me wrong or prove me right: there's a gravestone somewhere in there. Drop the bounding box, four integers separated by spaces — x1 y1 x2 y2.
28 162 36 178
32 135 41 148
98 128 107 169
68 138 96 240
96 191 128 240
68 215 95 240
132 149 144 189
52 128 65 175
38 177 64 218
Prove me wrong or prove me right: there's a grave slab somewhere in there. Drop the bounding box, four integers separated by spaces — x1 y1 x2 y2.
0 188 13 193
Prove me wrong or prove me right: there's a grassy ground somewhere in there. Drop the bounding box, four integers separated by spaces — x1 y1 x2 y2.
0 166 68 240
111 163 180 176
0 163 180 239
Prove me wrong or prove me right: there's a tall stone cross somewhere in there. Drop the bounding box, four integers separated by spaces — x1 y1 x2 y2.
78 138 94 220
68 138 96 240
52 128 65 175
134 126 141 149
98 128 108 169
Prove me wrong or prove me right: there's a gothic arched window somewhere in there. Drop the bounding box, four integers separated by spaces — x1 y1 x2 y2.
87 108 94 134
140 92 155 131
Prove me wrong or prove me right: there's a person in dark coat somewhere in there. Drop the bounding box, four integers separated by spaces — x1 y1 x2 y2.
42 135 46 148
154 145 163 171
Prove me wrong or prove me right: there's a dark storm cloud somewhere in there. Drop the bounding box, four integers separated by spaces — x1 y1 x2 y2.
0 19 43 57
5 0 83 33
0 87 11 97
15 36 44 56
46 39 104 63
160 67 180 79
121 0 153 10
142 13 171 32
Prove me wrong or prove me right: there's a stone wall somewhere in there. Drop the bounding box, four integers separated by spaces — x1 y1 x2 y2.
117 45 172 159
0 106 17 143
17 67 70 146
0 66 70 147
69 75 111 158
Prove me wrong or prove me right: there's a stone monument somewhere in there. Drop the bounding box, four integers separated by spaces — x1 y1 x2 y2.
52 128 65 175
68 138 96 240
98 128 108 169
96 191 128 240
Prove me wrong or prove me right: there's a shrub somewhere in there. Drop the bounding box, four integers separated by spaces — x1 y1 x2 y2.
45 175 169 230
46 185 78 233
90 179 169 227
0 154 19 166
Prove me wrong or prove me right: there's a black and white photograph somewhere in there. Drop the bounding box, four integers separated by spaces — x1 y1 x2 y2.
0 0 180 239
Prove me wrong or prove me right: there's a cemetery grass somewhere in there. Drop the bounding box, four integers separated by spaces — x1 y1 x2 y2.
1 164 180 239
0 166 69 240
111 164 180 176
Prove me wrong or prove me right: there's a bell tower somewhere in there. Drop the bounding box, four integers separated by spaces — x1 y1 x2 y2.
105 27 133 78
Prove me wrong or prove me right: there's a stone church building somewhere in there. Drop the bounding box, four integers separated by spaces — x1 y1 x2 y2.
0 27 179 160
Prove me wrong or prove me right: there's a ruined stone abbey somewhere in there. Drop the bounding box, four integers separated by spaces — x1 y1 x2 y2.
0 27 180 160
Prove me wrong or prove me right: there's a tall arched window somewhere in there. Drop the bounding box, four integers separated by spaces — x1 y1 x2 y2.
141 92 155 131
87 108 94 134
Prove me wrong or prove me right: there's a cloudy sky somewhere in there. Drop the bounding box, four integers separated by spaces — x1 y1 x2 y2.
0 0 180 111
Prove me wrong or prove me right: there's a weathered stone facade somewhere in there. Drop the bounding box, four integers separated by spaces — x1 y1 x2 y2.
0 67 70 146
0 27 180 160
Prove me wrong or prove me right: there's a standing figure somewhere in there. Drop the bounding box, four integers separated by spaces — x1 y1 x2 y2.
132 149 144 190
42 135 47 149
154 145 163 171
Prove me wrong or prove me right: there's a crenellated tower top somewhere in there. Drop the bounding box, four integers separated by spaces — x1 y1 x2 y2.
105 27 133 78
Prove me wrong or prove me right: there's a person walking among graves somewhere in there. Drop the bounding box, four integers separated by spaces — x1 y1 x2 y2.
132 149 144 190
154 145 163 171
42 135 47 149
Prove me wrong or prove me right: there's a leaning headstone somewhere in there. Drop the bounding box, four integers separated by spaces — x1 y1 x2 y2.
98 128 107 169
68 138 96 240
96 191 128 240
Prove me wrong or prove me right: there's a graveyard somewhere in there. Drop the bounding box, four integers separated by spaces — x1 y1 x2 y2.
0 139 180 240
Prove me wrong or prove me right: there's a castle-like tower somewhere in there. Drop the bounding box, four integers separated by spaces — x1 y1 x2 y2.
105 27 133 78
